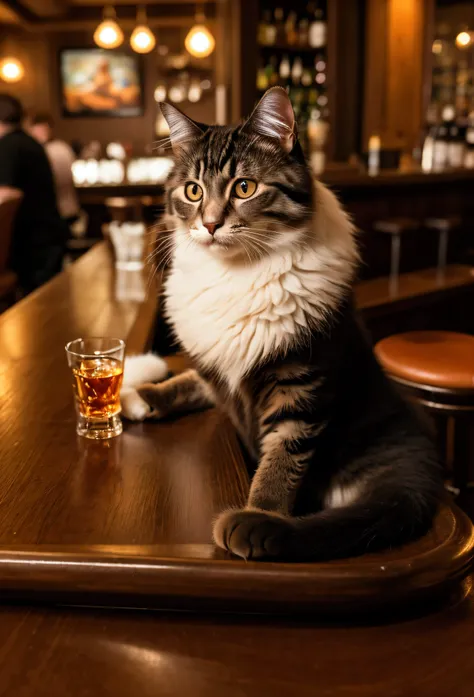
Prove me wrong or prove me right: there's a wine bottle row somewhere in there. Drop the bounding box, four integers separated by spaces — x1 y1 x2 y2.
258 2 327 49
422 105 474 171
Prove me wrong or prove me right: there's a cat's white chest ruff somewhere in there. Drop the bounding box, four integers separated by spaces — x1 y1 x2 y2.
165 183 357 391
166 251 306 390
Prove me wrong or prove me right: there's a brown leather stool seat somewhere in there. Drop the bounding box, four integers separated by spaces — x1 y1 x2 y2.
375 331 474 391
375 331 474 490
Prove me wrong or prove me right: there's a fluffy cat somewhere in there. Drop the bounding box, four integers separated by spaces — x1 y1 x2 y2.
123 87 443 561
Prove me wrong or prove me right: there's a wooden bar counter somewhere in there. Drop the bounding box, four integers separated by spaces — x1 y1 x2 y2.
0 244 474 696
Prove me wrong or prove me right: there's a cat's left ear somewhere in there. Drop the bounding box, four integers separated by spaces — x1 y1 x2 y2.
244 87 296 153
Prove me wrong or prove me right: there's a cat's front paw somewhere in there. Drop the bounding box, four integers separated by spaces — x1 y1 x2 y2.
213 509 294 560
121 387 153 421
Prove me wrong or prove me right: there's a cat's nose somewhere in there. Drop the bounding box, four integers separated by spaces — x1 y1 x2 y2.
203 221 224 236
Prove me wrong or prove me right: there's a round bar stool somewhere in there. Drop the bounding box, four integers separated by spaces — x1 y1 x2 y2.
375 331 474 491
424 216 461 280
373 217 419 293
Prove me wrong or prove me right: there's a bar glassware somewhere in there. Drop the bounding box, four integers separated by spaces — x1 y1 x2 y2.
65 337 125 439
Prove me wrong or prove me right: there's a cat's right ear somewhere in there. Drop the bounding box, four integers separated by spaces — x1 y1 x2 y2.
160 102 203 154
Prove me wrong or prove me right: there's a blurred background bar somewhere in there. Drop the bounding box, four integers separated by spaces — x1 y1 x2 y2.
0 0 472 332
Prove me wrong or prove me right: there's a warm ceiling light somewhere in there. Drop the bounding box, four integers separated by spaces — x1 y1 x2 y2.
185 9 215 59
94 6 124 49
131 26 156 53
130 7 156 54
456 30 473 49
0 57 24 83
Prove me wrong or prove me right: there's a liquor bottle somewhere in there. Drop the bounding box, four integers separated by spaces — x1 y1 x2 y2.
285 11 298 46
421 104 438 172
464 111 474 168
279 54 291 82
274 7 285 44
307 108 328 174
309 2 327 49
432 105 454 171
267 55 279 86
291 56 303 86
301 66 313 87
256 61 269 91
259 10 276 46
298 18 309 47
258 10 270 46
266 10 277 46
448 111 466 168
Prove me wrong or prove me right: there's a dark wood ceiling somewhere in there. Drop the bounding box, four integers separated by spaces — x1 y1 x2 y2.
1 0 216 27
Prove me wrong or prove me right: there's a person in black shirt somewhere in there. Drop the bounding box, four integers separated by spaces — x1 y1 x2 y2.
0 94 67 293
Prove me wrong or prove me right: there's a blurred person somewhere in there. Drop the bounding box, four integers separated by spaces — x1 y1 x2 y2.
0 94 66 293
28 112 80 228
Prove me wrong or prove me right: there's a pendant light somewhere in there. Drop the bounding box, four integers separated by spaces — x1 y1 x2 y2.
456 30 473 49
130 6 156 54
0 57 24 83
185 4 215 59
94 6 124 50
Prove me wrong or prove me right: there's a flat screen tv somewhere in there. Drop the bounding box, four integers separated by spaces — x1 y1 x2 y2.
59 48 143 118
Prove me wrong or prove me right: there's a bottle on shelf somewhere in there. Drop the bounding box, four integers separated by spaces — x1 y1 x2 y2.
285 11 299 46
267 55 279 86
298 18 310 47
420 103 438 172
258 10 269 46
301 65 313 87
291 56 304 86
465 111 474 168
432 105 454 171
259 10 276 46
308 2 327 49
307 108 329 174
447 111 466 168
274 7 285 44
256 61 269 91
279 54 291 82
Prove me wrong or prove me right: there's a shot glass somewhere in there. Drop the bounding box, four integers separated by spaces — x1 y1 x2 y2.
65 337 125 439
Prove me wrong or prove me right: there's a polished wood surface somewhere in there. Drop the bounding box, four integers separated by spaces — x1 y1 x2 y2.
1 243 474 695
0 500 472 615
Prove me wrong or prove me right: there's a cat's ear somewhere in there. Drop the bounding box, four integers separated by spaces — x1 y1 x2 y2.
244 87 296 153
160 102 203 154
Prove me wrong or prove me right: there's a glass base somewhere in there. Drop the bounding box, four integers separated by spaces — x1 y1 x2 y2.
76 413 123 440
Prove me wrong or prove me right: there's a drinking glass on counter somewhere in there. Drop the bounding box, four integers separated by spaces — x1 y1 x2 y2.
109 221 145 270
65 338 125 439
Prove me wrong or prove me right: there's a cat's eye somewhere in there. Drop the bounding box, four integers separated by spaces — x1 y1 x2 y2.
185 182 203 202
233 179 257 199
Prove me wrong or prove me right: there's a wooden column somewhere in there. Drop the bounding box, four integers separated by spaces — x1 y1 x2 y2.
363 0 434 153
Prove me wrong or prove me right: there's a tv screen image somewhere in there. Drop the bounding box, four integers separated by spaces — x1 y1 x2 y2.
59 48 143 117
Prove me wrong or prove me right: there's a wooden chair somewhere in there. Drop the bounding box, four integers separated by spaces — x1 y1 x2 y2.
375 331 474 491
0 188 22 305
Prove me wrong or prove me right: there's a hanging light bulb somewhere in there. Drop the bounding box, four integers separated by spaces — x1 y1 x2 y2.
456 30 473 49
185 6 215 59
0 57 24 83
94 6 124 49
130 6 156 54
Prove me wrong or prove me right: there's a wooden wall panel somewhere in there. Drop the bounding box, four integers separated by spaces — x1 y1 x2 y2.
363 0 433 153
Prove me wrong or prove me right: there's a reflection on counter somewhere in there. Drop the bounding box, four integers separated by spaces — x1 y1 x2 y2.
72 157 174 186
